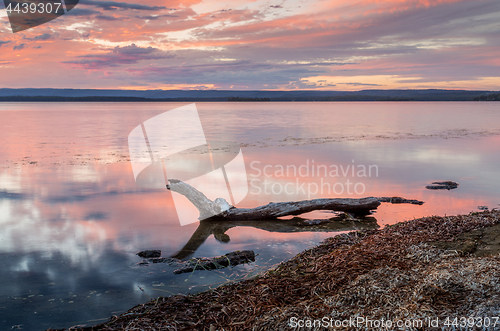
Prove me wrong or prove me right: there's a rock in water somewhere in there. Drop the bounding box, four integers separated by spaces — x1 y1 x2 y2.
173 250 256 274
377 197 424 205
136 250 161 258
426 181 458 190
148 257 177 264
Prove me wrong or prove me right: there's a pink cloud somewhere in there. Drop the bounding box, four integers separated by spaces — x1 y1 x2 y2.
0 0 497 90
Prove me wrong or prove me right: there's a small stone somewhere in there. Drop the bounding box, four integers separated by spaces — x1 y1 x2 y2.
426 181 458 190
149 257 176 264
136 250 161 258
173 250 255 274
303 219 326 225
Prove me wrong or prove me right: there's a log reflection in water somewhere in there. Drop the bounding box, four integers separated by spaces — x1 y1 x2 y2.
172 214 378 259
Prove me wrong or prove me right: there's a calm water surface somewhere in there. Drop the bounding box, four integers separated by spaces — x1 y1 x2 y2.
1 102 500 329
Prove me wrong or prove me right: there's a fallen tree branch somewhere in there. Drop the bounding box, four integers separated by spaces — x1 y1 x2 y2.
167 179 381 221
166 179 231 220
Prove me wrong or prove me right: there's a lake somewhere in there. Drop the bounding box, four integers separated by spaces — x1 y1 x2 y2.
1 101 500 330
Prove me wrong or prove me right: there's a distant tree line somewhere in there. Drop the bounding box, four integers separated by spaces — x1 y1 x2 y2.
227 97 271 101
0 96 228 102
277 96 414 101
1 92 498 102
473 93 500 101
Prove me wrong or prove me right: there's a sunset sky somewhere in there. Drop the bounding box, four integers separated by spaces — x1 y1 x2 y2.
0 0 499 90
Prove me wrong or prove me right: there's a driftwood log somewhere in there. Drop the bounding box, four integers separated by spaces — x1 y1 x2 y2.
166 180 423 259
167 179 381 221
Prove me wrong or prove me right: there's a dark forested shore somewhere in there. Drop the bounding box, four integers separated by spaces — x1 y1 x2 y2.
1 88 499 102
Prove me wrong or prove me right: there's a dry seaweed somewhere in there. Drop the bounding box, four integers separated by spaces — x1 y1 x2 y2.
51 210 500 331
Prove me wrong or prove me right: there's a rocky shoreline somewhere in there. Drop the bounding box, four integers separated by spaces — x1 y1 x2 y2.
51 210 500 331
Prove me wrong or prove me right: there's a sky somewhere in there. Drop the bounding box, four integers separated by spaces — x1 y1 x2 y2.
0 0 499 90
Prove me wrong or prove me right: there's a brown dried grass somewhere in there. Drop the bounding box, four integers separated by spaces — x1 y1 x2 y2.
54 210 500 331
